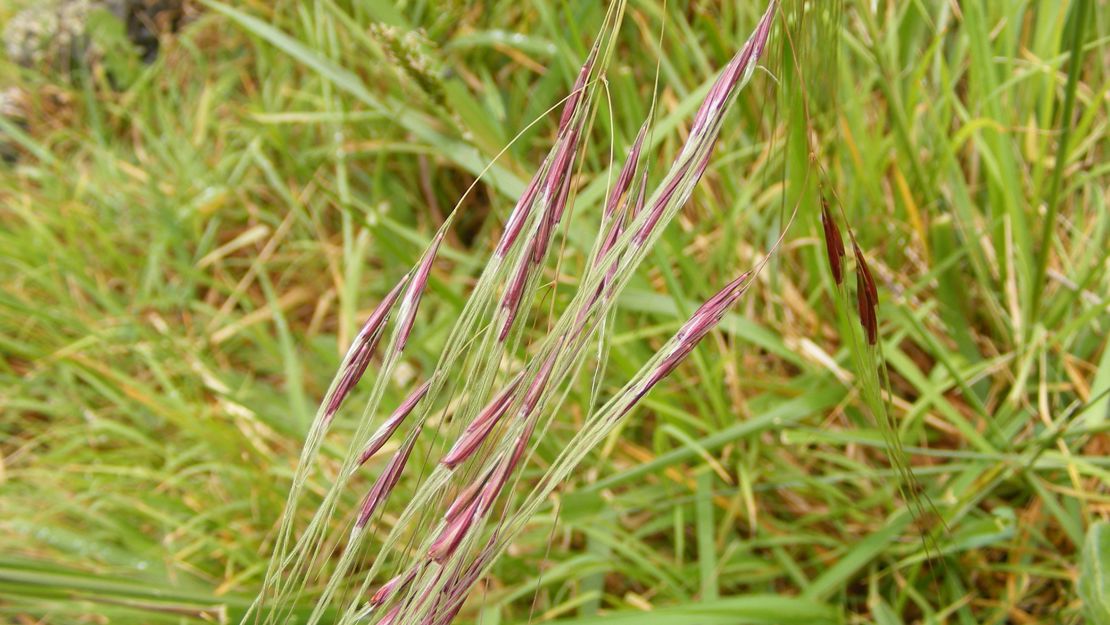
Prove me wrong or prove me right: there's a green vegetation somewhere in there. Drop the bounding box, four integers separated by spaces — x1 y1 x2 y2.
1 1 1107 624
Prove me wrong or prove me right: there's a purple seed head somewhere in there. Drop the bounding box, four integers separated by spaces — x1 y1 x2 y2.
356 439 416 529
497 169 544 257
428 496 480 562
370 568 418 607
396 230 445 351
441 375 523 469
546 130 579 202
632 171 649 218
677 272 750 343
378 605 401 625
530 209 555 265
358 379 432 466
691 1 776 137
520 342 562 416
593 219 623 269
478 415 535 514
422 539 497 625
558 41 599 132
550 165 575 227
820 198 845 285
444 473 487 522
618 273 752 418
634 167 685 245
854 243 879 345
498 252 533 342
606 122 649 218
324 277 408 423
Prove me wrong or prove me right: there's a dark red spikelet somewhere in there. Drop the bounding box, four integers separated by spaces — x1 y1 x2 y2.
820 198 845 285
853 243 879 345
858 247 878 305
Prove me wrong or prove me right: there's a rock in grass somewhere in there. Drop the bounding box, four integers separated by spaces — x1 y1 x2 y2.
3 0 187 73
0 86 29 164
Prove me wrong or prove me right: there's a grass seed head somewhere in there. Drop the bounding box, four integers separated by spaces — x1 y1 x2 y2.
358 379 432 466
558 42 599 132
622 273 751 415
691 0 776 137
820 198 845 285
496 169 543 257
442 375 523 469
853 242 879 344
370 568 418 608
606 122 649 217
356 439 416 529
325 277 408 422
427 496 480 562
396 230 445 351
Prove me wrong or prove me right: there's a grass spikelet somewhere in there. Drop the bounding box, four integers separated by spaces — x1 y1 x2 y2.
357 379 431 466
820 197 845 285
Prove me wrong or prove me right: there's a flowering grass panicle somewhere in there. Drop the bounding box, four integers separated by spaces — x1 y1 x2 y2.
246 3 786 624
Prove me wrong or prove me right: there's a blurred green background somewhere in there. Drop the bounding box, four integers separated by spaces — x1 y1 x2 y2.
1 0 1107 623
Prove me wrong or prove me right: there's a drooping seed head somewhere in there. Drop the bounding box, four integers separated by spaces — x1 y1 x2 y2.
357 379 432 466
821 198 845 285
853 243 879 345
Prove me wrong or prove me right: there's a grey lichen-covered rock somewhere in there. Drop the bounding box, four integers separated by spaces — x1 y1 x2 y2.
4 6 62 69
4 1 124 71
0 86 29 163
3 0 186 72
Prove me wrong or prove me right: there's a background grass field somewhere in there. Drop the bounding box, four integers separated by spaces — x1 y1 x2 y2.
1 1 1108 623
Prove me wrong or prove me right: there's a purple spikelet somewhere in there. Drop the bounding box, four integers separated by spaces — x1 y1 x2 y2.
558 41 599 132
690 1 776 137
605 123 649 218
498 250 533 342
496 170 543 258
357 379 432 466
620 273 751 416
441 375 523 469
370 568 418 607
356 438 416 529
324 278 407 423
396 230 445 351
